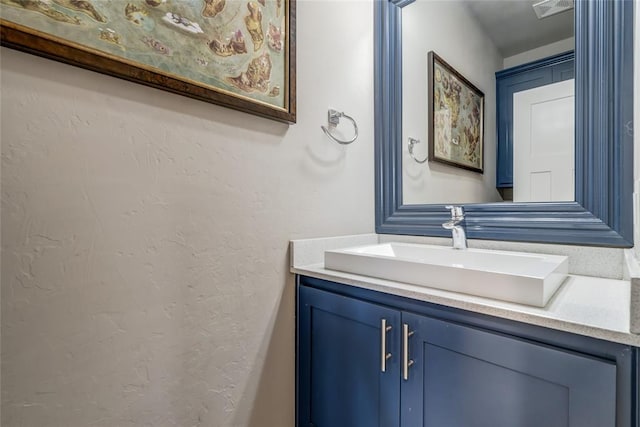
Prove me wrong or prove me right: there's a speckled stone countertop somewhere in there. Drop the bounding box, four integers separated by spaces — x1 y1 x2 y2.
290 234 639 347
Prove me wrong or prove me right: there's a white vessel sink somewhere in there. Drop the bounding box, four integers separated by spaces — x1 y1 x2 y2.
324 243 569 307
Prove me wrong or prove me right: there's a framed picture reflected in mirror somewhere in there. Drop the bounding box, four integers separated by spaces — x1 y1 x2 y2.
428 51 484 173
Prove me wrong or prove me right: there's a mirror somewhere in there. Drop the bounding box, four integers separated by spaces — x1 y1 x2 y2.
374 0 633 247
401 0 574 205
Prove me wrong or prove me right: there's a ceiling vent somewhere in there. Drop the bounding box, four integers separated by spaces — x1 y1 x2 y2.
532 0 574 19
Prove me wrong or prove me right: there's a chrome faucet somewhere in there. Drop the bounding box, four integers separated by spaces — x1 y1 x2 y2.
443 205 467 250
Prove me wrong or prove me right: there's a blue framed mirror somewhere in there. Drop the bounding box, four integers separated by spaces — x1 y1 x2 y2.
374 0 634 247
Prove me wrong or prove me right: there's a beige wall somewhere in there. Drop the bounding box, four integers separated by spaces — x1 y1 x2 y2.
0 1 374 425
503 37 575 69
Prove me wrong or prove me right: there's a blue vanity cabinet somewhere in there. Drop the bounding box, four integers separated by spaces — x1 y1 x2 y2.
297 276 637 427
297 285 402 427
495 52 575 188
401 311 616 427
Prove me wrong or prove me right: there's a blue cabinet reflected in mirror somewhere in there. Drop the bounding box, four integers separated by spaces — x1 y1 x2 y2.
374 0 634 247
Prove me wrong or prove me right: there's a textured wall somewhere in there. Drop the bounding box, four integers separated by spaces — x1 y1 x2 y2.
0 1 374 425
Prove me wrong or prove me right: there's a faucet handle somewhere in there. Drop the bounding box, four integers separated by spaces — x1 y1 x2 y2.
445 205 464 219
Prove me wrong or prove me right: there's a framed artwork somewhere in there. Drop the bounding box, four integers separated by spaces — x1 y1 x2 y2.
0 0 296 123
428 51 484 173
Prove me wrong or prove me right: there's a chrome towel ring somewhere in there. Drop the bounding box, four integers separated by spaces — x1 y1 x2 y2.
321 109 358 145
408 137 427 163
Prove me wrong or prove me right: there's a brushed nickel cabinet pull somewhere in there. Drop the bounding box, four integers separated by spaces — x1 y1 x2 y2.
402 323 415 380
381 318 392 372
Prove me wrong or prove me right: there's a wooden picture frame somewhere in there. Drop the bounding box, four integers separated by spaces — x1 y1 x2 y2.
0 0 296 123
428 51 484 173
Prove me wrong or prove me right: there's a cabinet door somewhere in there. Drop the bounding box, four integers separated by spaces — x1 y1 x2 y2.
401 311 616 427
298 285 401 427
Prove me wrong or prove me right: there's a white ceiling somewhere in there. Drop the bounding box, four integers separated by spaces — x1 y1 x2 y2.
464 0 574 57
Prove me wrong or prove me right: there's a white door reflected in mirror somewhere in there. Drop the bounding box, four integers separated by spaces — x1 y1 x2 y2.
513 79 575 202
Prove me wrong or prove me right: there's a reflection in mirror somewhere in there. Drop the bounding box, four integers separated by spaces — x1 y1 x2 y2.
402 0 575 205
